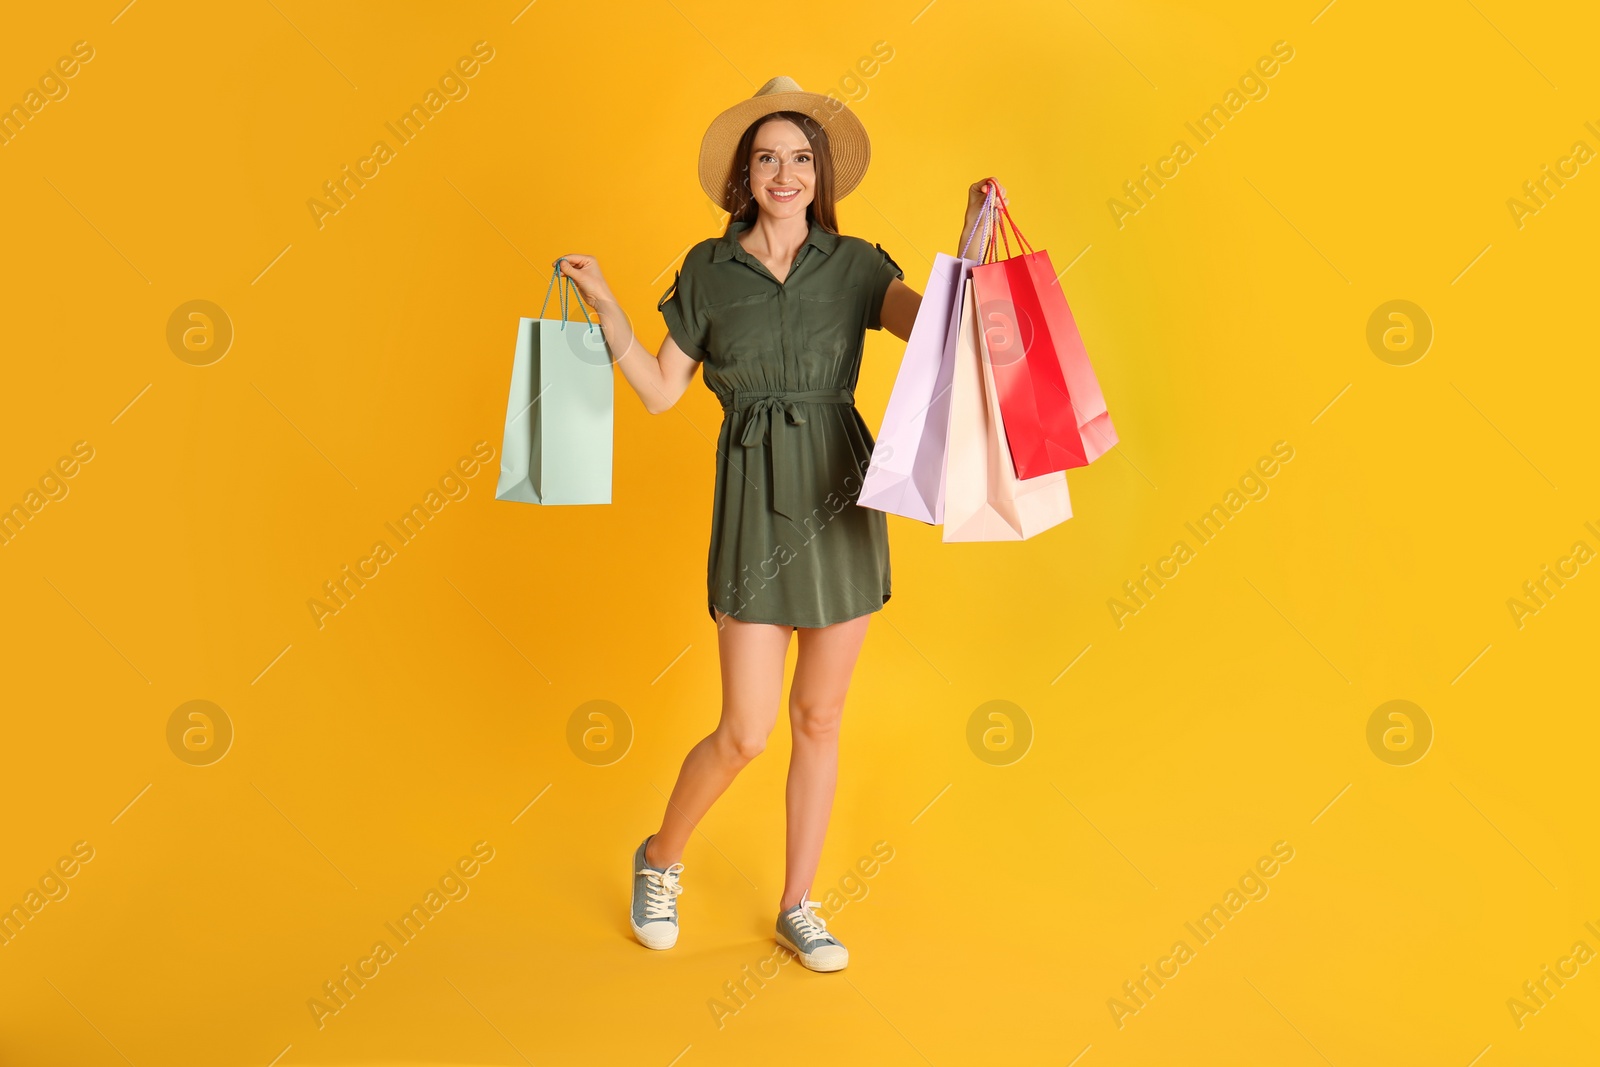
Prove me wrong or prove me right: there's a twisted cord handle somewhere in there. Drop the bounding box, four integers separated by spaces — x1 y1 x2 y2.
540 258 597 330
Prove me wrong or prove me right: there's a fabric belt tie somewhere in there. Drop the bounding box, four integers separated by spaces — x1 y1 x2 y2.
723 387 855 522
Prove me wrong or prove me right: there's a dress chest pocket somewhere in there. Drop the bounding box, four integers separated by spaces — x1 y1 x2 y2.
797 288 858 359
706 291 780 360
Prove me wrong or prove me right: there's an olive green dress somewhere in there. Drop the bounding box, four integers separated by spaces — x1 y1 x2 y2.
657 217 906 627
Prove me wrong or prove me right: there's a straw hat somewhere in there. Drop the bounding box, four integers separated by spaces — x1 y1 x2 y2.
698 76 871 211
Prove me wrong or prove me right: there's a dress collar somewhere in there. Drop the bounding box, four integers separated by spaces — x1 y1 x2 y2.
711 216 841 263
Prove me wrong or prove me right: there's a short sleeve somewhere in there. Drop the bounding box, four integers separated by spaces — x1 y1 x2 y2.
657 265 709 362
865 242 906 332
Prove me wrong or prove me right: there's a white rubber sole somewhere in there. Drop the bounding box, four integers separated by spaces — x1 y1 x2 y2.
631 919 678 950
776 931 849 972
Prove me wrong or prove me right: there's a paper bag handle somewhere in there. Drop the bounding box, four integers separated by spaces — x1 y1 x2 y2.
540 258 597 331
991 194 1034 258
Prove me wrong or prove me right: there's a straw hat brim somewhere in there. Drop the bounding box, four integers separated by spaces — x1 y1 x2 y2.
698 85 871 212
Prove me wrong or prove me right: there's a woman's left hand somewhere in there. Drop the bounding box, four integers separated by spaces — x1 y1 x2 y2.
959 178 1008 255
967 177 1008 215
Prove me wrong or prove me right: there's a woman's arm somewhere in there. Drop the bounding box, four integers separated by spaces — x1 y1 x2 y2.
878 277 921 342
557 255 699 415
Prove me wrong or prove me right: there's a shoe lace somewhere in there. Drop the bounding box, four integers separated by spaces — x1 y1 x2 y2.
640 863 685 920
790 899 837 945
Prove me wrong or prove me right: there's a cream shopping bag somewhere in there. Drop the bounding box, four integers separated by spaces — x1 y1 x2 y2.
941 277 1072 542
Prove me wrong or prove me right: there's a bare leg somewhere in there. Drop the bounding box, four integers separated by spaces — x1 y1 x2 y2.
646 609 792 868
780 611 872 911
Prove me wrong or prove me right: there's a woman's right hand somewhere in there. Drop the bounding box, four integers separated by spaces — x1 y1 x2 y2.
556 255 614 309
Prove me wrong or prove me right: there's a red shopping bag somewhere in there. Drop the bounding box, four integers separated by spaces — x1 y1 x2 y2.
969 189 1118 478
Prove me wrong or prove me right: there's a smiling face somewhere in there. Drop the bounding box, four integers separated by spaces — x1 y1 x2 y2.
747 118 816 220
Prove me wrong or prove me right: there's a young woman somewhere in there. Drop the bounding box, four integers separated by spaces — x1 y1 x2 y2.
556 76 1006 971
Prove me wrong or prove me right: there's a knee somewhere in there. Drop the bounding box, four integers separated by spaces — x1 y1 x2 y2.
715 726 768 764
791 701 843 744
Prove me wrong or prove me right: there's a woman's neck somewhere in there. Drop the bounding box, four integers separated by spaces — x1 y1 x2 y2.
736 212 810 260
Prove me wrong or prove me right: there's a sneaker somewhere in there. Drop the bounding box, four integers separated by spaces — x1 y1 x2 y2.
630 836 684 950
776 899 848 972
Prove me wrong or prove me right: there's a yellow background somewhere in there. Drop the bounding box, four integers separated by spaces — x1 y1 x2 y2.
2 0 1596 1064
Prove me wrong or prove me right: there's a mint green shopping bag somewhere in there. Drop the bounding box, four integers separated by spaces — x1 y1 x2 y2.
496 262 613 504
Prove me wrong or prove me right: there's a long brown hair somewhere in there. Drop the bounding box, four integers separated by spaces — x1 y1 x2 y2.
721 110 839 235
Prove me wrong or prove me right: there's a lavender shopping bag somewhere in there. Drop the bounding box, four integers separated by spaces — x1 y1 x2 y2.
860 193 1002 524
857 253 970 523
